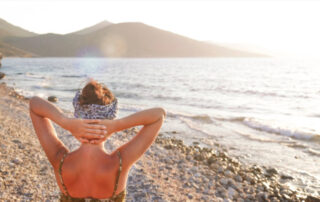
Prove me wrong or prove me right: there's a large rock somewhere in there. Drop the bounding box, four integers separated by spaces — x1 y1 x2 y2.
0 72 5 79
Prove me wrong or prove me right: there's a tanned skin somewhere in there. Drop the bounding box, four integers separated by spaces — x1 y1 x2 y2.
29 96 166 198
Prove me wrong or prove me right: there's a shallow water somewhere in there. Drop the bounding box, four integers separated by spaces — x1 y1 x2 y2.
1 57 320 195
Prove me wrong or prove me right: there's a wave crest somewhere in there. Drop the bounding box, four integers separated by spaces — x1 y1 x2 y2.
242 118 319 142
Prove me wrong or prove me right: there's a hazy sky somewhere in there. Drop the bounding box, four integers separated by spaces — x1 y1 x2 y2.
1 0 320 57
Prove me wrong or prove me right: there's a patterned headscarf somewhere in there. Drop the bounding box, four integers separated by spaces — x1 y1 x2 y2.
72 90 118 120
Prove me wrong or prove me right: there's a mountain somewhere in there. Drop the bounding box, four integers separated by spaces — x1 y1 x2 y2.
0 18 265 57
0 18 37 57
70 20 113 35
0 42 35 57
4 22 264 57
0 18 37 38
207 41 272 57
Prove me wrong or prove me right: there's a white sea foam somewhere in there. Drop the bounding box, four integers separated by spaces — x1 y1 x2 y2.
242 118 320 142
166 110 214 124
178 117 212 136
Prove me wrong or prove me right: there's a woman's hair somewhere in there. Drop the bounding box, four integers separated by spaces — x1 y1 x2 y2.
79 80 115 106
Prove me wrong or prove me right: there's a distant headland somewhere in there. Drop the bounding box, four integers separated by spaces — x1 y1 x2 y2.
0 18 266 58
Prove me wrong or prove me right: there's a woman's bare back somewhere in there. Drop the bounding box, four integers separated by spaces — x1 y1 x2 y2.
54 149 128 199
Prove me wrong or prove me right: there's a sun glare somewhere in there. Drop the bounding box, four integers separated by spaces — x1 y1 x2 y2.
101 34 128 57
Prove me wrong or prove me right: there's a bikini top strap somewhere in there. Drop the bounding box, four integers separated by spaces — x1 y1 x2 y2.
58 152 70 196
112 150 122 197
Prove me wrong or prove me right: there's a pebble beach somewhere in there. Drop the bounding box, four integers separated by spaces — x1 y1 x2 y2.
0 82 319 201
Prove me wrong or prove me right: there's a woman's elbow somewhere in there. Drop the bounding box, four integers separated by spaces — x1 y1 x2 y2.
29 96 41 111
155 107 166 119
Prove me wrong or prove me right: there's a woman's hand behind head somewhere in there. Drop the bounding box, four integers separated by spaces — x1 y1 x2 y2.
63 118 108 143
87 119 116 144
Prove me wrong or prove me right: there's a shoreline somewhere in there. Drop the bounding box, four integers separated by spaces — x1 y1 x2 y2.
0 82 318 201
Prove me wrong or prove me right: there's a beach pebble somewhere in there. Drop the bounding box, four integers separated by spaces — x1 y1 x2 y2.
257 192 268 201
228 187 238 199
218 166 224 173
223 198 232 202
207 156 216 165
280 174 294 180
194 172 201 178
224 170 233 177
216 197 224 202
235 175 243 182
266 168 278 175
12 139 22 144
0 72 5 79
305 195 320 202
0 143 7 149
48 96 58 102
270 197 280 202
11 158 22 165
262 182 270 190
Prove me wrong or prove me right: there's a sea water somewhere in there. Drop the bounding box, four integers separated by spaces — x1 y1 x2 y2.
1 57 320 195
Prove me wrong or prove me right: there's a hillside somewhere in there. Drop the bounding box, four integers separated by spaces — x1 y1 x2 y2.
0 18 37 38
0 18 37 57
0 42 35 57
4 22 264 57
70 20 113 35
0 29 14 40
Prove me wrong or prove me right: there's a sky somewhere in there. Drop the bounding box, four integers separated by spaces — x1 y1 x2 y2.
1 0 320 57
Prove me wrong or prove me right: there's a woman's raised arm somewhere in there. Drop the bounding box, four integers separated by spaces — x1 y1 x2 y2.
29 96 107 169
102 108 166 168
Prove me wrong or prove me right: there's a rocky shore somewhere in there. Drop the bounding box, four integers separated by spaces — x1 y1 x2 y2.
0 82 319 201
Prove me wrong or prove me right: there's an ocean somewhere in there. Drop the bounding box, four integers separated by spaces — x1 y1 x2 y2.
1 57 319 195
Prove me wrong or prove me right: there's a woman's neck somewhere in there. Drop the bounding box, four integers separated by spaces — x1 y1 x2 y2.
78 143 105 155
